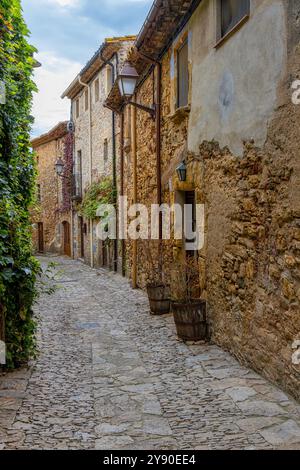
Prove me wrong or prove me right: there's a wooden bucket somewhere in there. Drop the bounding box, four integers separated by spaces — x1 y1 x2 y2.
172 300 207 341
147 284 170 315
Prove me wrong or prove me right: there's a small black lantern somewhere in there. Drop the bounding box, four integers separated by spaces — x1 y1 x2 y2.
176 161 187 182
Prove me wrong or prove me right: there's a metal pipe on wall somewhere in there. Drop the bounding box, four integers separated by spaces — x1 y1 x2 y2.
120 111 126 277
78 76 94 268
155 62 163 272
155 62 162 235
100 51 119 273
131 98 137 289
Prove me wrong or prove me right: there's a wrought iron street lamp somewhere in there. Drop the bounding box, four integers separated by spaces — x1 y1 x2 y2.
118 62 139 100
55 158 65 177
117 62 156 118
176 161 187 182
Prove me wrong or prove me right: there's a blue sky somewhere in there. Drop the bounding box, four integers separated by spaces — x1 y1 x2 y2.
22 0 152 136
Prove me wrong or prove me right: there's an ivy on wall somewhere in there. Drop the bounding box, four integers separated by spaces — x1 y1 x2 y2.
59 132 73 213
79 177 115 220
0 0 40 367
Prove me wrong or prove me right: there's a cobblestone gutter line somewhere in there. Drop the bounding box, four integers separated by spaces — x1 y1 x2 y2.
0 256 299 450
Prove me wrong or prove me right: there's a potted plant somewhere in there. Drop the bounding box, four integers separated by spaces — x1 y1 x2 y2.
171 255 207 341
144 241 170 315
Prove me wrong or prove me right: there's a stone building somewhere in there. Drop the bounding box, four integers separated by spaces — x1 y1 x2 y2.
31 122 73 256
61 36 135 270
105 0 300 400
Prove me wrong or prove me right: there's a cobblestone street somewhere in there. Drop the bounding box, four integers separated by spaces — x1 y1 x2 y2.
0 256 300 450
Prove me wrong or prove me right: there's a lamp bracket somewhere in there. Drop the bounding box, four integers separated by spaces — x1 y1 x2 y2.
128 101 156 119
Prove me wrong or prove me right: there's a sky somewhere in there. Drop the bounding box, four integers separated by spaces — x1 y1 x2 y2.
22 0 153 137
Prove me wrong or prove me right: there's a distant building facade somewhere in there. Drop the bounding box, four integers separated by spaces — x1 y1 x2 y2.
62 36 135 270
31 122 72 256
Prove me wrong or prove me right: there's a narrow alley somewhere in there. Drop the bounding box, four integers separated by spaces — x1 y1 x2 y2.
0 256 299 450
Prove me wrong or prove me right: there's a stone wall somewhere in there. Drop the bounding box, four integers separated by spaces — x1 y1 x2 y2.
201 10 300 398
121 0 300 399
32 132 71 255
72 40 134 268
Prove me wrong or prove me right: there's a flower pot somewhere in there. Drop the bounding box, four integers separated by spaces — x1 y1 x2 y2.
172 300 207 341
146 284 170 315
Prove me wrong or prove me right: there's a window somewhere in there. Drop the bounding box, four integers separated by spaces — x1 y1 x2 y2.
85 90 89 111
76 99 80 118
103 139 108 161
37 184 41 203
95 78 99 102
177 39 189 109
105 66 113 96
219 0 250 39
73 150 82 199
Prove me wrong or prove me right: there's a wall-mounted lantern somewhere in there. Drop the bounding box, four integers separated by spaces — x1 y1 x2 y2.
117 62 155 118
118 62 139 100
55 158 65 177
176 161 187 182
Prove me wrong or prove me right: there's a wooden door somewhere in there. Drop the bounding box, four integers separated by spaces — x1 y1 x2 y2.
38 222 44 253
63 222 71 257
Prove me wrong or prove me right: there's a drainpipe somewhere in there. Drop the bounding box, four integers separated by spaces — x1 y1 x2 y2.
136 50 163 265
100 51 119 273
120 111 126 277
156 63 162 237
78 76 94 268
70 101 75 259
155 62 163 277
131 98 137 289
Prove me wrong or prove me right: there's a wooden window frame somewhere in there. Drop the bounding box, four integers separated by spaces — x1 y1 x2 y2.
215 0 250 49
176 37 189 110
37 184 41 204
75 98 80 118
84 90 89 111
95 78 99 102
103 138 108 162
105 66 113 96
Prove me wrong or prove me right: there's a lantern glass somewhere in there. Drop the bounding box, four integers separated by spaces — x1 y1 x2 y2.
176 162 187 182
55 158 64 176
117 62 139 100
118 76 138 99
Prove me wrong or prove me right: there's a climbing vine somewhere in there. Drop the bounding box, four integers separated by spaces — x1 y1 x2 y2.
79 177 115 219
0 1 40 368
59 131 73 213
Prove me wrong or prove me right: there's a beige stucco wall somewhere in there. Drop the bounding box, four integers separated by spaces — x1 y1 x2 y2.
187 0 287 156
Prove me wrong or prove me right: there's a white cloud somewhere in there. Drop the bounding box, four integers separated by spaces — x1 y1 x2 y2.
43 0 81 8
32 51 82 136
47 0 80 7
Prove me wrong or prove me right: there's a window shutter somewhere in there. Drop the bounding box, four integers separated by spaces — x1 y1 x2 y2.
177 39 189 108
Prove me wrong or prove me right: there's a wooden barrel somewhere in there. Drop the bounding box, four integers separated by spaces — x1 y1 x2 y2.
172 300 207 341
147 284 170 315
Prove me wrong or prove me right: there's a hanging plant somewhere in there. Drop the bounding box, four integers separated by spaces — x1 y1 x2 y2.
79 177 116 220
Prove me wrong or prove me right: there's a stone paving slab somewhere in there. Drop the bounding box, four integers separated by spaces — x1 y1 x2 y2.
0 256 299 450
